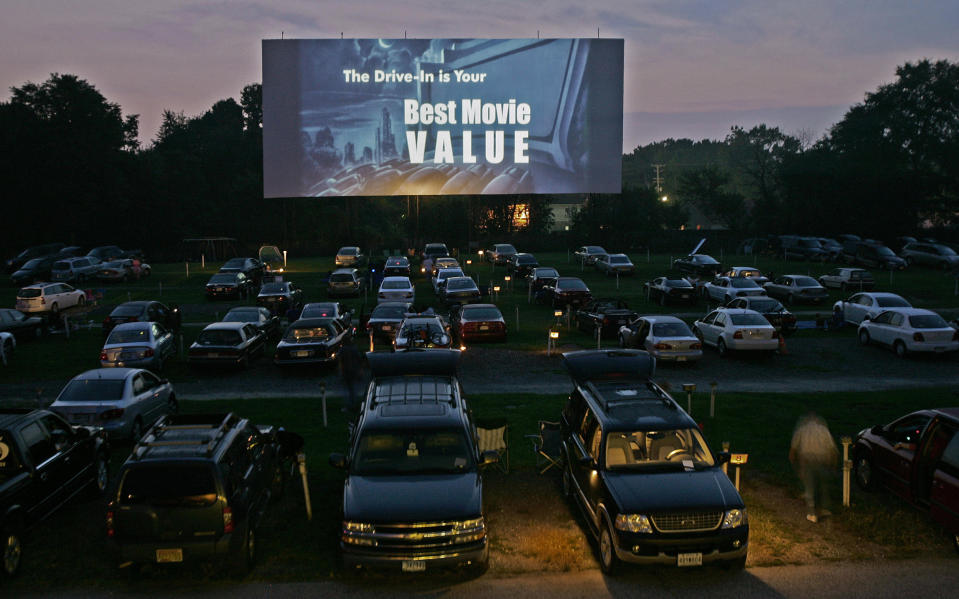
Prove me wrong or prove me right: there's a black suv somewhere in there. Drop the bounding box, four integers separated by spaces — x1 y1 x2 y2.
329 350 496 573
107 413 303 574
559 350 748 574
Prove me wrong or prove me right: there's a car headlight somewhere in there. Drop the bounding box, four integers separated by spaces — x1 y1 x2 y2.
452 517 485 533
343 521 375 533
615 513 652 534
721 508 747 529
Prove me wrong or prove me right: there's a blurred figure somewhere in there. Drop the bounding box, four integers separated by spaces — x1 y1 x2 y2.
789 412 839 523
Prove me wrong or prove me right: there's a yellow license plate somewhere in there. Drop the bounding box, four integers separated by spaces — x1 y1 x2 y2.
156 548 183 563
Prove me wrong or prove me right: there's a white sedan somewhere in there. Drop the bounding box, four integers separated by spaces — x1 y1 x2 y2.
692 308 780 357
377 276 415 304
702 276 766 304
618 315 702 362
858 308 959 357
834 292 912 325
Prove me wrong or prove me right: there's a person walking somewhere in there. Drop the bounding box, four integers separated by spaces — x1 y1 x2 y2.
789 412 839 523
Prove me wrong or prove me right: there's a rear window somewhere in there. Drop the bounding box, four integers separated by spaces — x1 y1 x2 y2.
223 309 260 323
610 256 629 264
462 307 503 320
196 330 242 346
107 327 150 344
652 322 693 337
119 465 217 506
338 248 358 256
793 277 819 287
208 274 235 284
877 296 910 308
284 326 332 341
748 299 783 312
517 255 537 264
730 279 759 288
447 279 476 290
57 379 125 402
382 280 410 290
371 304 407 318
558 279 588 290
909 314 950 329
111 304 145 317
18 288 41 298
730 314 770 326
260 283 287 293
665 279 692 288
222 258 245 269
330 273 355 282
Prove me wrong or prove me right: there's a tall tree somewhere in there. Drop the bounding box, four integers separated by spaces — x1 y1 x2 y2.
678 166 746 231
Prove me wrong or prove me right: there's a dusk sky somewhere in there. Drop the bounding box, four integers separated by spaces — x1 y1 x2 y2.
2 1 957 151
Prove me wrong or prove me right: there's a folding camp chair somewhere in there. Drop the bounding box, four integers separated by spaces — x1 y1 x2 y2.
475 417 509 474
526 420 563 474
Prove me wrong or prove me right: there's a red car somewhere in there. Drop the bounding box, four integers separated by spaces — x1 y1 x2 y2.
450 303 507 343
853 408 959 552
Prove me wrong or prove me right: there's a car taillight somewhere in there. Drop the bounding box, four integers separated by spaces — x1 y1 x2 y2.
733 330 743 339
142 348 154 357
772 330 780 339
653 342 672 350
106 505 115 537
103 317 110 324
463 322 479 332
602 317 609 325
913 332 925 342
100 408 125 420
99 351 108 361
41 296 46 304
223 506 234 534
691 342 702 350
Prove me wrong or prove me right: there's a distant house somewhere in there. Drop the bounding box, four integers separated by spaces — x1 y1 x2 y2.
548 198 586 232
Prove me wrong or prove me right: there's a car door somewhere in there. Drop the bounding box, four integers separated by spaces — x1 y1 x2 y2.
38 412 92 500
929 426 959 536
18 419 68 521
697 311 720 346
843 294 867 323
139 370 168 423
153 323 174 360
244 324 264 356
874 414 931 501
867 311 897 345
569 409 602 523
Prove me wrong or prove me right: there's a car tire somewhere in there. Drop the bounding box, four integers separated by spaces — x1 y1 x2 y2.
50 303 59 318
561 466 574 500
89 451 110 498
233 525 255 577
717 338 728 358
1 528 23 578
854 454 875 490
893 340 907 359
77 295 85 307
858 329 871 346
131 418 144 442
2 338 13 358
598 520 620 576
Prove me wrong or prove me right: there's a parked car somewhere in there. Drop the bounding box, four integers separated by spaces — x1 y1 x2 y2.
377 276 415 304
720 266 769 287
781 236 827 261
365 301 412 341
188 322 267 369
256 281 304 316
51 256 101 283
99 322 176 372
818 268 875 291
421 242 450 263
108 413 303 574
10 255 58 285
617 315 702 362
528 267 560 292
51 367 176 440
205 272 254 300
430 256 460 278
16 282 86 315
573 245 607 266
763 275 829 305
222 306 281 340
219 257 264 286
833 292 912 325
852 242 907 270
433 267 466 294
559 350 747 573
4 242 64 274
335 246 365 267
595 253 636 276
0 408 109 577
725 296 797 333
383 256 411 277
575 298 638 338
327 268 366 297
394 314 452 351
673 254 722 277
97 259 150 282
693 308 780 357
301 301 353 332
702 276 766 304
274 317 352 365
440 276 482 306
506 253 539 278
644 277 696 306
449 303 506 343
328 350 493 572
485 243 517 265
102 301 181 336
258 244 284 272
86 245 128 262
541 277 592 308
817 238 844 261
853 408 959 552
0 308 43 341
901 243 959 270
857 308 959 357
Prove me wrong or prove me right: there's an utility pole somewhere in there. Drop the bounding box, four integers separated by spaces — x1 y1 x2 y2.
653 164 665 194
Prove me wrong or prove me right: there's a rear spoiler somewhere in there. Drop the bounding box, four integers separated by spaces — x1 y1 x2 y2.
367 349 461 378
562 349 656 383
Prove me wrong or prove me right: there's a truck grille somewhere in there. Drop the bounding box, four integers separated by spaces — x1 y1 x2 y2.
651 511 723 533
343 519 485 552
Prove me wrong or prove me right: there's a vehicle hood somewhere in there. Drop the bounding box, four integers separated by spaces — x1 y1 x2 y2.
604 468 743 513
343 473 482 521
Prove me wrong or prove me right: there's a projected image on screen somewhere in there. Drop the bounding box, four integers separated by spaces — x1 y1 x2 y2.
262 38 623 197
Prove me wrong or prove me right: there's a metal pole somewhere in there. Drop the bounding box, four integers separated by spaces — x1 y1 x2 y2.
201 254 205 269
321 383 328 428
734 465 741 491
722 442 730 475
841 436 852 507
710 382 717 418
63 315 70 340
515 306 520 331
186 262 189 278
616 272 620 290
596 324 601 349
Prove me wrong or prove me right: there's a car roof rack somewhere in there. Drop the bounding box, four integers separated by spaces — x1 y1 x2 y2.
131 413 239 460
584 380 674 412
369 376 456 408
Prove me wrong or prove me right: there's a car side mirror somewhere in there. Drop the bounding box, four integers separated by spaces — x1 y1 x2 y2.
328 452 348 470
480 450 499 466
578 455 596 469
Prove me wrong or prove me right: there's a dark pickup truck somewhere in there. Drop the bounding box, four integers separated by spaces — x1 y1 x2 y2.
0 409 110 577
575 298 638 339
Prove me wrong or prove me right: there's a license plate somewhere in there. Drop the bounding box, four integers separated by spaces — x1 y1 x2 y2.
479 325 489 331
156 548 183 563
293 350 312 358
677 552 702 567
401 560 425 572
676 356 687 362
382 325 392 331
681 294 689 299
207 353 220 358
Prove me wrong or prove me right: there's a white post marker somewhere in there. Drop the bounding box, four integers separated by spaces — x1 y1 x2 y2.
616 271 620 290
283 250 288 268
683 383 696 416
321 383 328 428
63 315 69 340
841 436 852 507
201 254 205 269
730 453 748 491
596 324 601 349
186 262 190 278
515 305 520 331
710 381 718 418
298 453 312 521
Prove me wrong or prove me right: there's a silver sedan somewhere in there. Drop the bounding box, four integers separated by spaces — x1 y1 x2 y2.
619 315 702 362
99 321 176 372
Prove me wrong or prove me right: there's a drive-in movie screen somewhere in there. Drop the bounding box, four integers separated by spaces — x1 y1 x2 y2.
263 38 624 197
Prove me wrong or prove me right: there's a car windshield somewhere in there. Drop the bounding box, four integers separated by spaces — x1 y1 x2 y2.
909 314 950 329
57 379 125 402
301 305 335 318
222 259 244 268
401 321 445 337
386 257 408 266
652 322 693 337
437 269 464 279
665 279 692 288
338 248 357 256
195 330 242 346
935 245 957 256
330 273 355 282
107 327 151 344
284 326 332 342
876 246 896 256
260 283 287 293
22 258 45 269
352 428 474 475
737 270 761 277
463 307 502 320
558 279 588 290
793 277 819 287
382 280 411 290
447 278 476 290
119 465 217 506
18 288 42 298
371 304 407 319
52 261 71 270
694 255 719 264
496 245 516 253
748 299 784 312
877 296 910 308
730 278 759 288
730 313 770 326
208 274 235 284
223 310 260 323
535 268 559 278
605 428 715 469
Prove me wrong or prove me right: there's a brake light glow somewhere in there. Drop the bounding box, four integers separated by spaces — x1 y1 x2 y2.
100 408 125 420
223 506 234 533
913 332 925 342
106 505 115 537
733 330 743 339
99 351 108 361
691 342 702 349
653 342 672 350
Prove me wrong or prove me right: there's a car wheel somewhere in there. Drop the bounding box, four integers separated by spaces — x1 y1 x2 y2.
840 283 847 292
167 396 178 415
854 454 875 490
131 418 144 442
1 529 23 578
89 452 109 498
561 466 573 500
2 338 12 357
894 340 908 358
50 303 59 317
717 338 728 358
234 525 256 576
598 520 619 576
858 329 871 346
77 295 85 306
